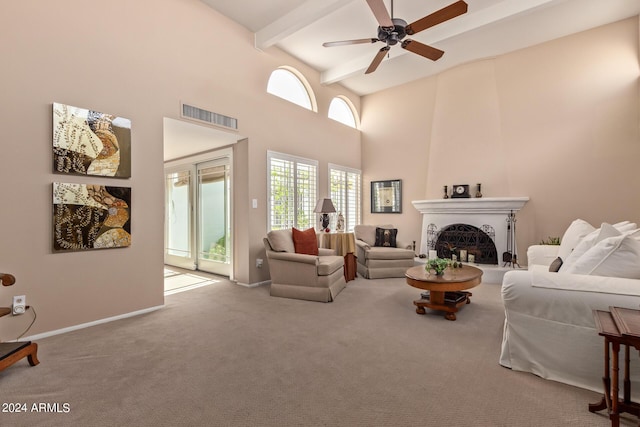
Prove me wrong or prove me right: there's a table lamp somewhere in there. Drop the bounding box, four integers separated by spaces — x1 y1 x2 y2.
314 198 336 230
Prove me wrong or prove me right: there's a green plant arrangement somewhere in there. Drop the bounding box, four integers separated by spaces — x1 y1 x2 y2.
426 258 450 276
539 236 561 245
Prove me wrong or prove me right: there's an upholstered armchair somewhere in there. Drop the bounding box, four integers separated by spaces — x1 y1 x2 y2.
354 224 415 279
263 229 347 302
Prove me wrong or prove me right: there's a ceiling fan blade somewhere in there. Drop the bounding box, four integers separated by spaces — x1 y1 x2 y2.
401 39 444 61
366 0 394 28
405 0 468 35
323 38 379 47
365 46 390 74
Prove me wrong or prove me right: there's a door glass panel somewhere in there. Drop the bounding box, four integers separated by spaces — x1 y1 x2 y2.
165 169 193 268
197 161 230 276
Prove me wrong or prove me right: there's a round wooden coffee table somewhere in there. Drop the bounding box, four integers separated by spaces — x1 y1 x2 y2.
405 264 483 321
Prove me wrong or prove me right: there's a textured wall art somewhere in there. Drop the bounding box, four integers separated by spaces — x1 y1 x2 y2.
53 102 131 178
53 182 131 252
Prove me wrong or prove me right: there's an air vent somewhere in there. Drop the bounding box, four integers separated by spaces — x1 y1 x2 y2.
181 103 238 131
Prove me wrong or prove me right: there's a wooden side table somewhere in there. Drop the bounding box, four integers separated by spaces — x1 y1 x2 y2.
590 307 640 426
0 341 39 372
318 232 357 282
1 272 40 372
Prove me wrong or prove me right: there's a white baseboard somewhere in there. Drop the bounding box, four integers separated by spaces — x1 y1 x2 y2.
235 280 270 288
18 305 165 342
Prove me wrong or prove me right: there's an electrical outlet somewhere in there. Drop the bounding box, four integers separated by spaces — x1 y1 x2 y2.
256 258 263 268
12 295 26 316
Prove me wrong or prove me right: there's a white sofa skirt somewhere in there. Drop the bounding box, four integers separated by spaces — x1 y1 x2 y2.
500 268 640 393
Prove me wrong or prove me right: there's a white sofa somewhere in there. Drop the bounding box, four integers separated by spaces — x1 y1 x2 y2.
499 219 640 392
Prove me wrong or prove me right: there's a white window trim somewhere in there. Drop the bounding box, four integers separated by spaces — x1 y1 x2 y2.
328 163 362 232
266 66 318 112
328 95 360 129
267 150 319 231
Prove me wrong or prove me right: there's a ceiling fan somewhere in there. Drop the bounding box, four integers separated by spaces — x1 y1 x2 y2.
323 0 468 74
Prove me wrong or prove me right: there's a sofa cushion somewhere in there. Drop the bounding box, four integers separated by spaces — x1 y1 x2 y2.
374 227 397 247
558 219 595 261
292 227 319 256
365 246 414 260
562 234 640 279
560 223 620 271
267 229 295 253
354 225 375 246
317 255 343 276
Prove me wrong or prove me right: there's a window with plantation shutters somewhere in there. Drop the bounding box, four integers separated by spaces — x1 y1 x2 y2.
329 164 361 232
268 151 318 231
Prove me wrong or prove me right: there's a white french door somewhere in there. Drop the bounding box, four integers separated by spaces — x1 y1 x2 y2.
165 154 232 277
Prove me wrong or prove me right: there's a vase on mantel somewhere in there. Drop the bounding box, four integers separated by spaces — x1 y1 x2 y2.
475 183 482 198
443 185 449 199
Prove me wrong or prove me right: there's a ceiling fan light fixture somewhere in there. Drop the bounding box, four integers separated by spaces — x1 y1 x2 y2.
323 0 468 74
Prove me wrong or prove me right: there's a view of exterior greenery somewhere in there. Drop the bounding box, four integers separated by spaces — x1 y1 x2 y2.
207 235 228 262
199 165 229 264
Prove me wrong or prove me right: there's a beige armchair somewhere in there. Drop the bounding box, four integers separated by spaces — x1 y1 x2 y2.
263 229 347 302
354 224 415 279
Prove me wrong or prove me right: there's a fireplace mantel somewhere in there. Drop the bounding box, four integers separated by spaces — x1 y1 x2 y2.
412 197 530 282
412 197 529 215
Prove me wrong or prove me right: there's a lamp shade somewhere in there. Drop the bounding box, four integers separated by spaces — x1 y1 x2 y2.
314 198 336 213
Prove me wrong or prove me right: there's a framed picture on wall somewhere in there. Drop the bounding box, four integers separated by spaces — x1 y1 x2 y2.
53 182 131 252
371 179 402 213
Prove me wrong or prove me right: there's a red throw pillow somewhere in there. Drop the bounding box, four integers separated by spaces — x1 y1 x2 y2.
292 227 319 256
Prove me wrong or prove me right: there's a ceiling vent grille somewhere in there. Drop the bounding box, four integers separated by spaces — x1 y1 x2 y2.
181 103 238 131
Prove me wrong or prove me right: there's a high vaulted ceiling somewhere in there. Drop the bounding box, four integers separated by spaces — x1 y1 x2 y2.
201 0 640 96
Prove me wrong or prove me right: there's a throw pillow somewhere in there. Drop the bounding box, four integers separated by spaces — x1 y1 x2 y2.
374 227 397 247
613 221 638 233
559 223 620 272
548 257 563 272
267 229 295 253
292 227 319 256
558 219 595 261
562 234 640 279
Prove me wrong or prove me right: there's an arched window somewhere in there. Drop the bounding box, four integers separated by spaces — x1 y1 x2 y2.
328 96 359 129
267 66 317 112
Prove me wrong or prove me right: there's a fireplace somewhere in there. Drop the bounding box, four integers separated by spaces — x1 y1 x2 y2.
434 223 498 265
412 197 529 268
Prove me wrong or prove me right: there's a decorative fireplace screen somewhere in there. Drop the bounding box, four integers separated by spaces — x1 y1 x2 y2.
434 223 498 265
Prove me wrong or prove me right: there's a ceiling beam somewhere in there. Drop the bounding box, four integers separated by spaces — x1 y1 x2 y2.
320 0 557 85
255 0 357 50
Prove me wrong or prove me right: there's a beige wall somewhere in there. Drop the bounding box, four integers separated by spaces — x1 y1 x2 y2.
0 0 361 338
3 1 637 338
361 17 640 262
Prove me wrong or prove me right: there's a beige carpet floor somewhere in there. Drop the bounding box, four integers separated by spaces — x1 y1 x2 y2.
1 274 635 426
163 267 221 294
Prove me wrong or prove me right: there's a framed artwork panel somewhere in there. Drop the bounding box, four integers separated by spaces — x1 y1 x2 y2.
371 179 402 213
53 102 131 178
53 182 131 252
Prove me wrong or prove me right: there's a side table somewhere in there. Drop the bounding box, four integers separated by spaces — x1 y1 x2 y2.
590 307 640 426
317 232 357 282
0 341 39 372
1 272 40 372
